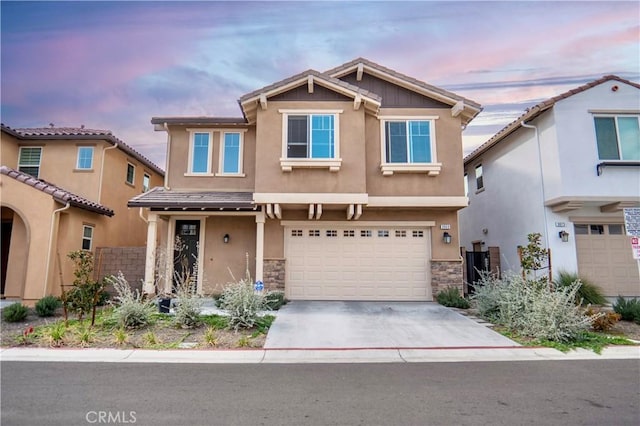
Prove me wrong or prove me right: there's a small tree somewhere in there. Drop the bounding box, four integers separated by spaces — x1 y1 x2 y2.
518 233 551 285
66 250 105 326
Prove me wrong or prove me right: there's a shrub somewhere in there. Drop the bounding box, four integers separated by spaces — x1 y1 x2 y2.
65 250 106 325
219 280 265 330
264 291 287 311
173 282 203 329
47 322 66 347
436 287 470 309
3 303 29 322
35 295 62 317
107 272 156 330
613 297 640 324
554 271 606 305
586 308 621 332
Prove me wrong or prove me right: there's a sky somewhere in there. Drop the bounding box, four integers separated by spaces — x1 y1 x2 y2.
1 0 639 169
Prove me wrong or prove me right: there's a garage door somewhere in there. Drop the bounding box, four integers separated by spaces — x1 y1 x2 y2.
575 223 640 297
285 225 431 301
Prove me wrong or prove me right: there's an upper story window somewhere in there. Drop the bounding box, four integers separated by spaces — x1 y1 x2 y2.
18 147 42 178
142 173 150 192
82 225 94 251
189 131 212 174
218 132 244 176
279 110 342 172
379 116 441 176
76 146 94 170
464 173 469 197
475 164 484 191
594 115 640 160
126 163 135 185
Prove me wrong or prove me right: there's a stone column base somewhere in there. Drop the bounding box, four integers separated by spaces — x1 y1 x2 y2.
430 260 463 297
264 259 285 291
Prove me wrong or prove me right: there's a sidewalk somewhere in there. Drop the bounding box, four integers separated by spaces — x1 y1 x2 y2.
1 345 638 364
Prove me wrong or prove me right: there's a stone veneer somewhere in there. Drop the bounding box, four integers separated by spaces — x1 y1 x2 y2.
263 259 285 291
430 260 464 297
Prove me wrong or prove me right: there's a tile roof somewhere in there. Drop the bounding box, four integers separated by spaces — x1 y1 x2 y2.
464 75 640 165
0 166 114 216
150 117 248 126
1 124 164 176
128 187 256 210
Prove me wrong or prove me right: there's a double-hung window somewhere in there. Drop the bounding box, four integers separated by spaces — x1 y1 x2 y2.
82 225 94 251
188 131 212 174
280 110 342 172
142 173 150 192
18 147 42 178
475 164 484 191
594 115 640 160
76 146 94 170
379 117 441 176
218 131 244 176
126 163 135 185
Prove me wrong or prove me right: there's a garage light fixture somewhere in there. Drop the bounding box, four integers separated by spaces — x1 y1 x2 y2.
558 230 569 242
223 234 230 244
442 232 452 244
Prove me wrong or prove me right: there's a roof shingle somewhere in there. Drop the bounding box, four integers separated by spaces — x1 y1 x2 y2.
128 187 255 210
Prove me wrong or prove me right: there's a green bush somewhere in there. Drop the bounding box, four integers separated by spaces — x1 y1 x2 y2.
613 296 640 324
35 295 62 317
554 271 606 305
218 280 265 330
107 272 156 330
436 287 470 309
2 303 29 322
173 282 203 329
264 291 287 311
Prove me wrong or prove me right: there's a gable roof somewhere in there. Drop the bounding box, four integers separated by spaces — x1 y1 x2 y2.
0 166 114 216
1 124 164 176
464 75 640 165
326 57 482 124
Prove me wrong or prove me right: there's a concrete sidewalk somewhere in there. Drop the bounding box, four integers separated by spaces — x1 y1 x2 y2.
1 345 638 364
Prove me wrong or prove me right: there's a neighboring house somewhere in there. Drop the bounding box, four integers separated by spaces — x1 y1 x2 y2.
459 76 640 297
129 58 481 301
0 125 164 303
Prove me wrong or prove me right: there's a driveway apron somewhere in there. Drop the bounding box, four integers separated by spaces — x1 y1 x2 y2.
264 301 519 349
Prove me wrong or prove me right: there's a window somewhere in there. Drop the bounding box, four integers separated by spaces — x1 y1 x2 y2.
594 115 640 160
464 173 469 197
76 146 94 170
475 164 484 191
126 163 135 185
412 230 424 238
609 224 623 235
326 230 338 237
189 132 212 174
384 120 432 163
287 114 335 159
142 173 150 192
343 230 355 237
219 132 243 175
309 230 320 237
291 230 303 237
395 230 407 238
18 147 42 178
82 225 94 251
361 230 372 237
377 230 389 238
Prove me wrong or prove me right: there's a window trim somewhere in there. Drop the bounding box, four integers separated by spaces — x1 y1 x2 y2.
475 163 484 192
126 162 136 185
186 129 214 175
18 146 43 178
593 114 640 161
75 146 94 170
279 109 343 172
142 172 151 192
82 225 94 251
216 130 247 177
379 116 441 176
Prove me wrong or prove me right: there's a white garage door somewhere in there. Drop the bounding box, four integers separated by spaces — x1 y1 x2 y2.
285 225 431 301
575 223 640 297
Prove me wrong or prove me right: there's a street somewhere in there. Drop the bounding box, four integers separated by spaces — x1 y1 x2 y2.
1 360 638 426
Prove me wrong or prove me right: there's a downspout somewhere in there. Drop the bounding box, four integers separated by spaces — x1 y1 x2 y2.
45 202 71 297
521 121 550 250
139 208 148 223
98 143 119 204
163 123 171 190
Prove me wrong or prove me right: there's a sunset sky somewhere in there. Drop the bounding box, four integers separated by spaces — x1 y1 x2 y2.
2 1 639 168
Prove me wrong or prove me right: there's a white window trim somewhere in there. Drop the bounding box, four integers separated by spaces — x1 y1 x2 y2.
474 163 484 193
76 146 94 170
216 129 247 177
593 114 640 161
82 225 94 251
126 162 136 185
186 129 214 175
279 109 343 172
18 146 43 177
379 116 441 176
142 172 151 192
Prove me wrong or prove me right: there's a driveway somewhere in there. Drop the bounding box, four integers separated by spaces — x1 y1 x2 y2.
264 301 519 349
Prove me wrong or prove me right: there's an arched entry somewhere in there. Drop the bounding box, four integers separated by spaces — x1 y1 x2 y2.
1 206 29 299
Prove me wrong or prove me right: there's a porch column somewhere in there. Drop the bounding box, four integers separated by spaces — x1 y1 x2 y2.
143 212 158 295
255 211 265 282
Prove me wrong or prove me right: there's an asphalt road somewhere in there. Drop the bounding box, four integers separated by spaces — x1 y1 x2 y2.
1 360 638 426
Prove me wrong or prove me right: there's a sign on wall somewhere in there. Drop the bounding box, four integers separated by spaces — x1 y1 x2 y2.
631 237 640 260
624 208 640 237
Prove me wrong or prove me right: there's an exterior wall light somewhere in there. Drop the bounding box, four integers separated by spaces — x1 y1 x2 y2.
443 232 452 244
558 230 569 242
223 234 230 244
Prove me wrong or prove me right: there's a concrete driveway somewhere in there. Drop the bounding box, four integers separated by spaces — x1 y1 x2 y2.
264 301 519 349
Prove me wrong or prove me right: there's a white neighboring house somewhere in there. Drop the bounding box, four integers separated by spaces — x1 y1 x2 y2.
459 75 640 298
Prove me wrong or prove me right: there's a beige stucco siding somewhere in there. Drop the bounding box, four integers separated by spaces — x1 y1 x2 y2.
0 133 20 168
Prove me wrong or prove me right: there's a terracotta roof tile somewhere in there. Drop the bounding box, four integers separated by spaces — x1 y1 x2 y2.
0 166 114 216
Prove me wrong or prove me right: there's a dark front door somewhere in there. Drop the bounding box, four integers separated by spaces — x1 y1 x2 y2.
1 221 13 296
465 250 490 295
174 220 200 293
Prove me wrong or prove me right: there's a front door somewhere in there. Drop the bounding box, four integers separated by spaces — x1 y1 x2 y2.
1 221 13 296
174 220 200 293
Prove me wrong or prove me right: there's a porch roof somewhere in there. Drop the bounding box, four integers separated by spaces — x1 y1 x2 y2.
128 187 256 210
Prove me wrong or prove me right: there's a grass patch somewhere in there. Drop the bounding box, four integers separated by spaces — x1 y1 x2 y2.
200 314 230 330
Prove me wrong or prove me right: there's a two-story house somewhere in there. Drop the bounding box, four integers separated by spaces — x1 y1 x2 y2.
459 76 640 298
129 58 481 301
0 125 164 303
